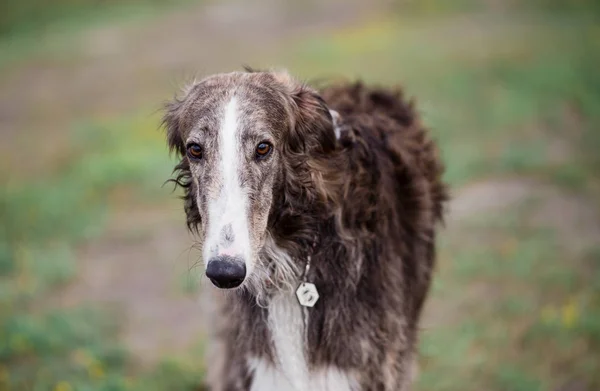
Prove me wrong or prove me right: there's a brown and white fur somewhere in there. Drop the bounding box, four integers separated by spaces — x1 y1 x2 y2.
163 69 447 391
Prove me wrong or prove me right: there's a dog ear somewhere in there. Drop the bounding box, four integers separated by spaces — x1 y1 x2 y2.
281 84 346 211
162 93 188 156
287 85 337 155
162 86 203 232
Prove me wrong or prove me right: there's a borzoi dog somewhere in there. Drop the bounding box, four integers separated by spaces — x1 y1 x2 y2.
163 69 447 391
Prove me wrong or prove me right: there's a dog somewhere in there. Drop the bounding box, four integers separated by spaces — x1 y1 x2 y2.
163 69 447 391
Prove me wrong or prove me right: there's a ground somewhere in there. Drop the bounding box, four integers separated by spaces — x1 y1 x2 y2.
1 1 599 390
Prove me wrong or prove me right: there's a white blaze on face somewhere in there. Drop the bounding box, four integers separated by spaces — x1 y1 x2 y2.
203 96 252 268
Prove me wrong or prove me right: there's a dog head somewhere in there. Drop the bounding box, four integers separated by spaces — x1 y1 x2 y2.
163 70 339 291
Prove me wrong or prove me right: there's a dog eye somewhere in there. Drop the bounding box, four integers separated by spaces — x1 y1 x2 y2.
187 143 203 160
255 142 272 159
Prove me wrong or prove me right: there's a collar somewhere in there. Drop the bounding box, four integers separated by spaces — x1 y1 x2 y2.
295 237 319 308
330 109 341 140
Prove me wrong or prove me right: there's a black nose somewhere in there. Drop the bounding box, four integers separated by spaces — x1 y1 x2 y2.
205 256 246 289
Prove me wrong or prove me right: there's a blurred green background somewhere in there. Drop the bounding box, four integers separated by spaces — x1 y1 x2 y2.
1 0 599 390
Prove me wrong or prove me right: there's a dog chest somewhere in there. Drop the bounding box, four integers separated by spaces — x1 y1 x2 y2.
248 293 357 391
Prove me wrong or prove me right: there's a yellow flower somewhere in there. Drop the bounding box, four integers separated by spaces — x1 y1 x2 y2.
53 381 72 391
88 363 105 380
561 300 579 329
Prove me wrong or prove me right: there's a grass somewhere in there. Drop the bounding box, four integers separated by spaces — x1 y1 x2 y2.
0 0 194 69
1 1 600 390
418 214 600 391
0 113 205 391
0 0 186 36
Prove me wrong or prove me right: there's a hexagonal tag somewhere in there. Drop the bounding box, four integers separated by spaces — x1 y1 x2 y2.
296 282 319 307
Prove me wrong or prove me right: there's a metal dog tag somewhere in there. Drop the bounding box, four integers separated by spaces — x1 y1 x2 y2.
296 282 319 307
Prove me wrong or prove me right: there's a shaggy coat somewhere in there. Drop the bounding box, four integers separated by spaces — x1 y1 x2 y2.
163 70 447 391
